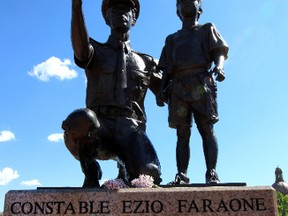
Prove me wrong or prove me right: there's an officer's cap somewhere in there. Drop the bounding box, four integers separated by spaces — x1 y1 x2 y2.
102 0 140 21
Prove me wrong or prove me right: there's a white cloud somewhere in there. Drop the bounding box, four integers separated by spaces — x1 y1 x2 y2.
28 56 78 81
0 130 15 142
0 167 19 186
48 133 63 142
20 179 41 187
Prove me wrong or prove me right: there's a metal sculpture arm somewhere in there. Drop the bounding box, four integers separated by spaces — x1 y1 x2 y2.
71 0 93 63
212 49 226 82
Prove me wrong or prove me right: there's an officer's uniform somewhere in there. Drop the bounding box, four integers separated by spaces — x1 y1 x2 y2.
74 35 162 183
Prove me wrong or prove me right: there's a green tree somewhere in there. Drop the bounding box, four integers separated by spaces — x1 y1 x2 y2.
277 192 288 216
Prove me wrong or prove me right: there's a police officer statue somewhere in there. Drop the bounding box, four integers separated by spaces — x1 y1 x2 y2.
62 0 162 187
157 0 228 184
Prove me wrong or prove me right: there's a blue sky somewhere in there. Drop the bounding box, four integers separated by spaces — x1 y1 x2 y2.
1 0 288 212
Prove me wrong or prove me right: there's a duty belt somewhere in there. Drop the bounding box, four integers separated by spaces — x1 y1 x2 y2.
94 105 139 120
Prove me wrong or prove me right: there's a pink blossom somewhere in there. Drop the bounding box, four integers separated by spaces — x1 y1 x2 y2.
131 174 154 188
102 179 129 190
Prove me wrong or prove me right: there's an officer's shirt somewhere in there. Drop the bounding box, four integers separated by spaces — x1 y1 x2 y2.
74 35 159 118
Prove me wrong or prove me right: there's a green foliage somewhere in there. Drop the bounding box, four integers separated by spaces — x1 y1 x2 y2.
277 192 288 216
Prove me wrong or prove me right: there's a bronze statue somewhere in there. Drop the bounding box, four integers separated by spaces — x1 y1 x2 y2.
272 167 288 195
62 0 162 187
157 0 228 184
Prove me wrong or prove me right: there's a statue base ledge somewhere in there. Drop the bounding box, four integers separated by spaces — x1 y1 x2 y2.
4 185 278 216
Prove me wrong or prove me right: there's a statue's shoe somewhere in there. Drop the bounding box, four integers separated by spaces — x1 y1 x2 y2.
167 172 190 185
205 169 220 185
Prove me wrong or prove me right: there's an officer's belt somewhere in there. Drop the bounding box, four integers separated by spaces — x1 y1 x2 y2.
94 105 138 119
171 67 208 79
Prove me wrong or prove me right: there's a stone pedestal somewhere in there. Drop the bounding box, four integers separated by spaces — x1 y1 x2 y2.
4 186 278 216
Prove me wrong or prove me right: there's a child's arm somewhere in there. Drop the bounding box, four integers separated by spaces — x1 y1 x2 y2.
212 49 226 82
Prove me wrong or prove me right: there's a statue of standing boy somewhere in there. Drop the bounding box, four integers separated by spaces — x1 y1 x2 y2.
157 0 228 184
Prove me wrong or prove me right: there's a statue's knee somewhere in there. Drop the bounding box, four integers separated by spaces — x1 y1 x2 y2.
196 121 214 137
62 108 101 159
176 125 191 139
62 108 100 139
